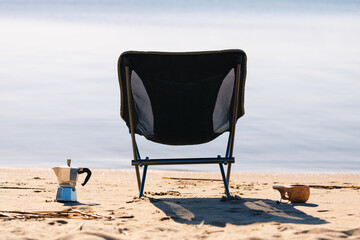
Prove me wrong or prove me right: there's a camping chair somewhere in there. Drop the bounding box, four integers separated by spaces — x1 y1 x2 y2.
117 49 247 200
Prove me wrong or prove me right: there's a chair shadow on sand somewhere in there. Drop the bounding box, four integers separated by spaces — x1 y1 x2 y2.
150 197 327 227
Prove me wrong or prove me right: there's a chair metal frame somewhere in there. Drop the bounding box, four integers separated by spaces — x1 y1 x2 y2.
124 63 243 200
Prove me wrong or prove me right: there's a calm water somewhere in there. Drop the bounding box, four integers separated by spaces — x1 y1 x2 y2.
0 0 359 173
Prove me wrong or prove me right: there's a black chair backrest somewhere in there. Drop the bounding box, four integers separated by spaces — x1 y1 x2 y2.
118 50 247 145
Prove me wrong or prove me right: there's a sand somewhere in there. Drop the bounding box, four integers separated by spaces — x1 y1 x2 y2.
0 167 360 240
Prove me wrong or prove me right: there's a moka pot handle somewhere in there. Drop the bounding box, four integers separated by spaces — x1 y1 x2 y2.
78 168 92 186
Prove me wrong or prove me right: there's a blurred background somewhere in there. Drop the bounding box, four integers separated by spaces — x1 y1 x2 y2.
0 0 359 172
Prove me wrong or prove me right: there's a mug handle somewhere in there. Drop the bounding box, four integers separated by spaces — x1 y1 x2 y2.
273 185 289 200
78 168 92 186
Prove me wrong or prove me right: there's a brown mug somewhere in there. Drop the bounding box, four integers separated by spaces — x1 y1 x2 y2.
273 185 310 203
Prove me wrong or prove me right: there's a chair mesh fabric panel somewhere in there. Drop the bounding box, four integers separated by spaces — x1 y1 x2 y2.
118 50 247 145
213 69 235 133
131 70 154 137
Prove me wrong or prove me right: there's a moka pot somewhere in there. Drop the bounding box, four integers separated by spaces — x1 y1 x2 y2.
52 159 91 202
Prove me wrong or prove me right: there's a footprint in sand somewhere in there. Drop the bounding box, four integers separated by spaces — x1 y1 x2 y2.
295 227 360 238
317 210 330 212
343 228 360 236
48 220 68 225
59 232 121 240
73 206 93 212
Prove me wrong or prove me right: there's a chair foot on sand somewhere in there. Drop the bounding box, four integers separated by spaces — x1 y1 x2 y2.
219 163 232 200
136 159 233 200
138 165 148 198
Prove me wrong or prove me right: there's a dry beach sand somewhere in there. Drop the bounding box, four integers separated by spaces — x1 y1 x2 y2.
0 168 360 240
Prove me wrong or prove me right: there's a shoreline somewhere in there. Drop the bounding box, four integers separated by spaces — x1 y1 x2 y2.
1 168 360 239
1 166 359 175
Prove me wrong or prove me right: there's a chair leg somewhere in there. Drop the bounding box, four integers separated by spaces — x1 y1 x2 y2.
219 163 232 200
226 163 232 185
135 165 141 190
138 165 148 198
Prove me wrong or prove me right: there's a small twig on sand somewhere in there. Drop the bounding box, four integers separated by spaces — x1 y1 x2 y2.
162 177 222 181
309 185 360 189
0 186 45 190
0 209 114 221
73 222 84 231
